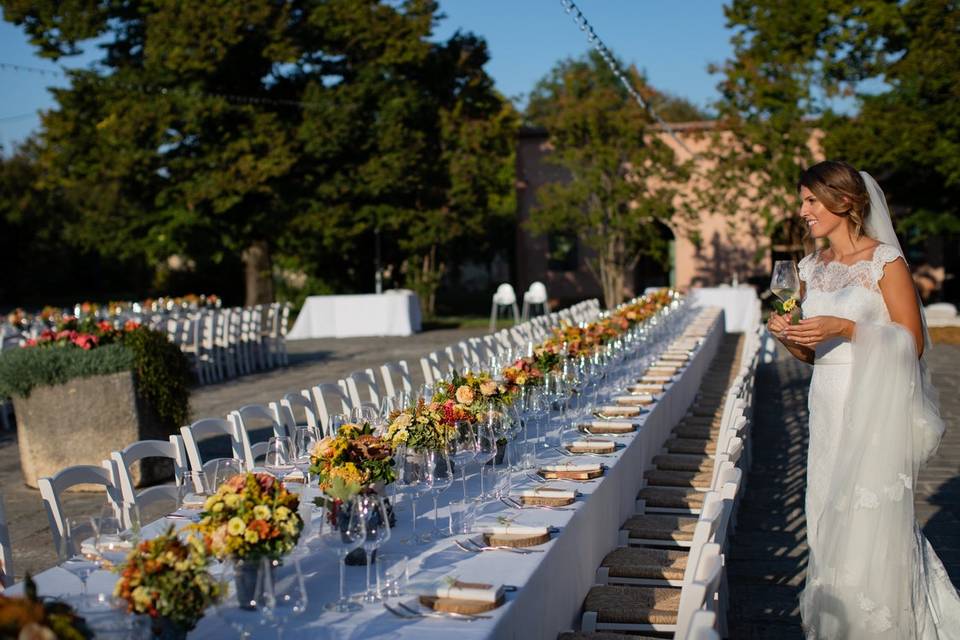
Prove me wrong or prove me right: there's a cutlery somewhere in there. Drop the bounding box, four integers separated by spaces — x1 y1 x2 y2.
396 601 492 621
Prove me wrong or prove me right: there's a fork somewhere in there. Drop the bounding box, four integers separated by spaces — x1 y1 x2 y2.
499 496 572 511
383 602 484 622
455 539 543 554
554 446 611 458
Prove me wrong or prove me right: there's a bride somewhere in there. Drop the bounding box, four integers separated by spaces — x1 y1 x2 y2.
767 160 960 638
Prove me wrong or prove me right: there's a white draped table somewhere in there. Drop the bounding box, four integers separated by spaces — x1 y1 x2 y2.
288 291 422 340
691 286 758 333
16 307 724 639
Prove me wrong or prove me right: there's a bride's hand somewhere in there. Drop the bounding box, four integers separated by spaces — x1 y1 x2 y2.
783 316 853 347
767 312 792 340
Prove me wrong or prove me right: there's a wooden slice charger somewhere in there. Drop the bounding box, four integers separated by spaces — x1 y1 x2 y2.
579 422 637 435
596 406 641 417
566 441 616 454
538 466 604 480
420 588 505 614
484 530 552 548
520 492 576 507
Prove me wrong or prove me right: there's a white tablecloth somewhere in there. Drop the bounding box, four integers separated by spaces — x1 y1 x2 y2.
691 286 759 332
17 308 724 639
288 291 422 340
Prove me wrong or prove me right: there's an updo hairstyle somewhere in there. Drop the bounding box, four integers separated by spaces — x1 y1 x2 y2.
797 160 871 237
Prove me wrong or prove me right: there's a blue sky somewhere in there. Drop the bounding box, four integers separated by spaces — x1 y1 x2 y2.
0 1 735 150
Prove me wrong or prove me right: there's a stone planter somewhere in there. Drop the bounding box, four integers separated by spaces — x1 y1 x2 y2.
13 370 171 489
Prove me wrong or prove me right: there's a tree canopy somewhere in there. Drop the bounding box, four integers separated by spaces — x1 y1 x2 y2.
1 0 517 313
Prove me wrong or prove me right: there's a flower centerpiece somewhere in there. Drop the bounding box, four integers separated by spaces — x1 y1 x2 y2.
309 422 396 500
434 371 516 421
0 576 93 639
385 397 471 452
194 472 303 561
113 528 220 639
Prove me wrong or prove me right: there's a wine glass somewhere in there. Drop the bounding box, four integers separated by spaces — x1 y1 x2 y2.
395 449 428 545
423 449 453 540
177 470 212 510
94 509 130 569
449 421 478 501
293 427 318 480
350 405 378 426
474 419 497 502
264 436 295 481
327 413 348 437
771 260 800 305
321 496 365 612
212 458 244 490
262 557 308 636
357 494 392 603
58 516 99 595
214 557 274 636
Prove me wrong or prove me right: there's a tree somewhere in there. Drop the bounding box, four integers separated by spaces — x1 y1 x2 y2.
2 0 515 311
525 51 693 308
706 0 960 264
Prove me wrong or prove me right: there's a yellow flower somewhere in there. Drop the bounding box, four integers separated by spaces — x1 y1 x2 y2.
244 529 260 544
253 505 271 521
212 502 224 513
516 374 528 386
223 494 241 509
227 517 246 536
782 298 797 312
275 506 291 522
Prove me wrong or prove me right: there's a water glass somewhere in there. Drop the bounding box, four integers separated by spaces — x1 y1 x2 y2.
474 420 497 502
58 516 100 595
211 459 244 490
177 470 212 510
265 436 295 481
358 494 392 602
321 497 366 612
376 553 409 599
424 450 453 540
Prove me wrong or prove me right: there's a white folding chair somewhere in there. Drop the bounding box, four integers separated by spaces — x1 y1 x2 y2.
380 360 414 399
521 281 549 320
38 463 123 555
419 349 458 386
340 370 382 411
0 492 13 589
309 383 353 436
269 392 320 435
109 436 188 528
685 610 720 640
229 404 288 467
180 418 247 473
489 283 520 331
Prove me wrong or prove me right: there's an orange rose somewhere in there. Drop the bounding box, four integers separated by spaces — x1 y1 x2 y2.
455 385 475 405
479 380 497 397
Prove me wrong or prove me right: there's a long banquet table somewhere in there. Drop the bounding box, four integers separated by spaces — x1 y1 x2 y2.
18 306 724 639
287 291 422 340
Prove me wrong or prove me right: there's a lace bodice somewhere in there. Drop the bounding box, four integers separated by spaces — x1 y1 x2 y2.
799 243 901 364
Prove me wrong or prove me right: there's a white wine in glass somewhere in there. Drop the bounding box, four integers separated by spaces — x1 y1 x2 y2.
770 261 800 302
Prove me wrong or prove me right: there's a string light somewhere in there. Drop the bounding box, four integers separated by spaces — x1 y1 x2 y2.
558 0 695 156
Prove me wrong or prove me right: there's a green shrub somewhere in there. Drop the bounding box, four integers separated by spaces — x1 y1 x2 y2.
0 327 192 435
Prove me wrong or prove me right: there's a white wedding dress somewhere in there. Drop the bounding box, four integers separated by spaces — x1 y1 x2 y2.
797 242 960 638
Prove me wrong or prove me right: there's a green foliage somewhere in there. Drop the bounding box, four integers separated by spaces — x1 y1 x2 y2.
0 343 134 398
0 328 191 435
708 0 960 259
1 0 515 312
122 327 193 433
525 51 692 308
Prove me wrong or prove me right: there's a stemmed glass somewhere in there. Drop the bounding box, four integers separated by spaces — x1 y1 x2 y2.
58 516 100 596
211 459 243 490
770 260 800 303
214 557 274 635
262 558 308 638
474 419 498 502
321 496 365 612
293 427 318 481
327 413 348 437
449 421 478 501
94 510 130 569
264 436 295 481
177 470 212 510
423 449 453 540
395 448 429 544
351 405 378 426
357 494 392 603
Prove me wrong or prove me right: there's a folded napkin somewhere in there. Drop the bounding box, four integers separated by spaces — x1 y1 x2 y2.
615 394 654 405
418 579 505 603
517 488 576 500
568 439 615 452
475 523 549 536
584 420 636 432
641 375 673 383
597 405 640 416
541 462 601 473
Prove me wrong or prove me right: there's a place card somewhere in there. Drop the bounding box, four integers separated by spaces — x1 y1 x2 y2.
417 578 507 613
